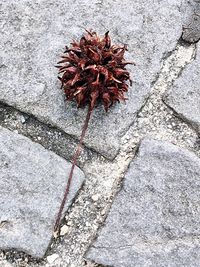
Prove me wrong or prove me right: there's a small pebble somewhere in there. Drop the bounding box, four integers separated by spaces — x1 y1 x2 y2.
47 253 59 264
85 221 91 227
101 209 106 216
60 225 69 236
21 116 26 124
91 194 99 202
66 220 72 226
93 224 98 231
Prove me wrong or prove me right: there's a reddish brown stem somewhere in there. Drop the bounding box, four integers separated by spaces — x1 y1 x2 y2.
54 105 93 233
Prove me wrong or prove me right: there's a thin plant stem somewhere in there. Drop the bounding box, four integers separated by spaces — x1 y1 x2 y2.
54 105 93 233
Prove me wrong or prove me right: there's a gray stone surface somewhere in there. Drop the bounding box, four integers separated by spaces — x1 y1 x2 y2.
0 260 12 267
164 42 200 133
182 0 200 43
0 0 189 159
87 138 200 267
0 126 85 258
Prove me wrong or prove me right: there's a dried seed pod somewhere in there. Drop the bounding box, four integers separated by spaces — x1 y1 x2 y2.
57 30 133 112
54 30 134 233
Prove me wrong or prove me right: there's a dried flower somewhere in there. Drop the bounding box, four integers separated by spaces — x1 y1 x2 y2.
57 30 133 111
54 30 133 233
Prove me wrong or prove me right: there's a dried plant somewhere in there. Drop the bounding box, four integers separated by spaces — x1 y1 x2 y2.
54 30 134 233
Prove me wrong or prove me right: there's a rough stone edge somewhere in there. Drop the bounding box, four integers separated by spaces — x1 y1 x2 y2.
162 41 200 135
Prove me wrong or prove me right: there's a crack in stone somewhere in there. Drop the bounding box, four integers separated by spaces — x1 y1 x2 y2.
93 235 200 251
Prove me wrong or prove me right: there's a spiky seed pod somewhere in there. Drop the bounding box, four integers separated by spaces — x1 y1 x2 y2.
57 30 133 112
54 31 133 233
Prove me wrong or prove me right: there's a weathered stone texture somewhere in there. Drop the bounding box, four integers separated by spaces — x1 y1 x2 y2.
0 260 12 267
0 126 84 258
87 138 200 267
182 0 200 43
164 42 200 133
0 0 187 158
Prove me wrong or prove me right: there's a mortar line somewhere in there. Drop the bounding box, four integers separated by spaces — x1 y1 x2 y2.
0 102 111 166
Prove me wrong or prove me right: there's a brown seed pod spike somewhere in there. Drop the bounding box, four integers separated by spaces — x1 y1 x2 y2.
54 30 134 233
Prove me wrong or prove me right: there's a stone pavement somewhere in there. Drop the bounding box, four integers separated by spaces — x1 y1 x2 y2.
0 126 85 258
164 42 200 133
0 0 199 266
87 138 200 267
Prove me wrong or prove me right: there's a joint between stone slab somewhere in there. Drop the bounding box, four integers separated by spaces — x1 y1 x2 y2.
180 34 200 45
0 101 112 166
162 98 200 138
116 42 199 187
45 180 86 258
122 42 187 139
161 41 200 142
106 39 199 229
